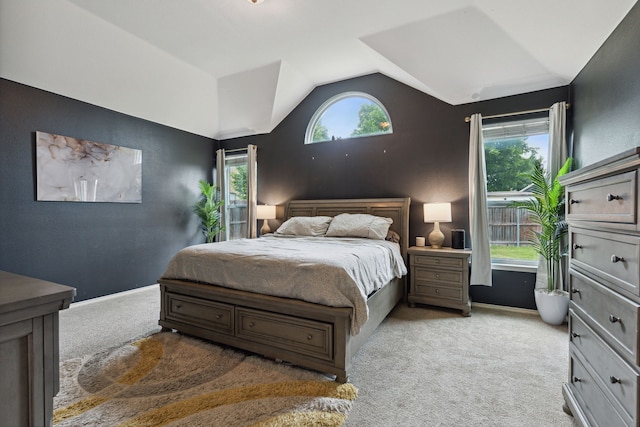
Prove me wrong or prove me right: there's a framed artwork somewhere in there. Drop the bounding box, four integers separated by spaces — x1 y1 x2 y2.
36 131 142 203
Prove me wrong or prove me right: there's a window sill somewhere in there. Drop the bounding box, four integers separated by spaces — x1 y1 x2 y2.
491 263 537 273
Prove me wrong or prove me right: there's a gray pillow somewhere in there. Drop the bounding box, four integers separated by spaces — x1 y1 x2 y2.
325 213 393 240
274 216 333 236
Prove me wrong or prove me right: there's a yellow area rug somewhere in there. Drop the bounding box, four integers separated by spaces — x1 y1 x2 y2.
54 332 357 426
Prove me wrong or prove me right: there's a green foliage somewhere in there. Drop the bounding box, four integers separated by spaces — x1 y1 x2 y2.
513 158 573 292
485 139 543 191
312 119 329 142
230 166 248 200
351 104 391 137
193 180 224 243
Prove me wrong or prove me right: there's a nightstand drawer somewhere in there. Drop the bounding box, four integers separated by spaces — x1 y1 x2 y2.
412 255 464 270
413 267 462 286
414 283 462 301
166 293 234 335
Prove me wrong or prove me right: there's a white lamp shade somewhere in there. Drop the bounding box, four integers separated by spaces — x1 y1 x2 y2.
257 205 276 220
423 203 452 223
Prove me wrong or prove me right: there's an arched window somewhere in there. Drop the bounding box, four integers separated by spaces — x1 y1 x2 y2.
304 92 393 144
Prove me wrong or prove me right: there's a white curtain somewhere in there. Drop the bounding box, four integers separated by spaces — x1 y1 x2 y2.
468 114 492 286
246 144 258 239
215 148 228 241
215 145 258 241
535 101 568 290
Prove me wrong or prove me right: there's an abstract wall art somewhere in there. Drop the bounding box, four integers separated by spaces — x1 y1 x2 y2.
36 131 142 203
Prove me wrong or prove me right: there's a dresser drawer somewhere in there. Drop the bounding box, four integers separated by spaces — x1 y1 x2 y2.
570 311 639 421
413 266 462 287
570 268 640 365
236 307 333 361
411 254 463 270
567 170 636 224
166 293 234 335
571 227 640 297
568 352 630 427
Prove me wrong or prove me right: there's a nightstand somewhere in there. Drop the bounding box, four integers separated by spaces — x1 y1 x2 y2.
408 246 472 316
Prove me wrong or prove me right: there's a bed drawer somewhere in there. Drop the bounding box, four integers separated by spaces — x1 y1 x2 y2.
566 170 636 225
570 311 639 421
570 269 640 365
165 293 234 335
568 352 630 427
236 308 333 361
571 227 640 297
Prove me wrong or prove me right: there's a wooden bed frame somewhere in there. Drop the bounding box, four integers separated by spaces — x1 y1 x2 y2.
158 197 410 382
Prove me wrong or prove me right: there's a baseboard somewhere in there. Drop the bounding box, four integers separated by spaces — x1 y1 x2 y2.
471 302 538 316
69 284 159 309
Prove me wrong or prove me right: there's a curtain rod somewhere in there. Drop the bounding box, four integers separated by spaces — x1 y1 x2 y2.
464 103 570 123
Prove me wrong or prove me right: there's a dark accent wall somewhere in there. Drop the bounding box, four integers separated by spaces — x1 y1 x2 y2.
571 2 640 168
224 73 569 309
0 79 214 301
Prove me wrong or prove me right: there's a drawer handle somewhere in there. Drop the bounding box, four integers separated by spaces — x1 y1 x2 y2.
307 334 313 340
249 322 255 328
610 376 622 384
607 193 622 202
435 289 440 294
609 314 621 323
572 244 582 250
571 332 580 338
435 274 440 279
215 314 223 320
611 255 624 263
572 376 581 383
570 199 580 205
175 303 182 309
571 288 581 294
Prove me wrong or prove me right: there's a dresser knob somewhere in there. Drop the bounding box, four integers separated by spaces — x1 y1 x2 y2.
571 332 580 338
215 314 223 320
435 289 440 294
435 274 440 279
572 244 582 250
570 199 580 204
611 255 624 263
607 193 622 202
175 303 182 309
610 376 622 384
609 314 621 323
572 376 581 383
572 288 581 294
249 322 255 328
307 334 313 340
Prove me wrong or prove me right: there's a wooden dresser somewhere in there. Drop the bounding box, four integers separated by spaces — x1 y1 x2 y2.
560 148 640 426
0 271 75 427
408 246 472 316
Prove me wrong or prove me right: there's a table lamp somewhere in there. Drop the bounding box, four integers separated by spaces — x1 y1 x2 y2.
257 205 276 235
423 202 451 249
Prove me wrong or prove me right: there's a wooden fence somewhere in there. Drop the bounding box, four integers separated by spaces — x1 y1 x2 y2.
488 206 540 246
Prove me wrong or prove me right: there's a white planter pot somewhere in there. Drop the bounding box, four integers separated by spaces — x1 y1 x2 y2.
534 289 569 325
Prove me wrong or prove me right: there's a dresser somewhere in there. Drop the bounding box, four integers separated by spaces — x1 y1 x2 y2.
0 271 75 427
560 148 640 427
408 246 471 316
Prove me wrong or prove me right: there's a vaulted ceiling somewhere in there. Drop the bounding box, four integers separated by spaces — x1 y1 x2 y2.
1 0 636 139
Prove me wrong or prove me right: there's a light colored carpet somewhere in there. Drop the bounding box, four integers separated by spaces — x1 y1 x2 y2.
54 332 356 426
59 286 578 426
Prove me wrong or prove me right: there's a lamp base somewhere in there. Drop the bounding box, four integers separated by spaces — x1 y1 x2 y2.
428 222 445 249
260 219 271 235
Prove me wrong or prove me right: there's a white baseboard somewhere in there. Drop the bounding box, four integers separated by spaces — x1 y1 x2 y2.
69 283 159 309
471 301 538 316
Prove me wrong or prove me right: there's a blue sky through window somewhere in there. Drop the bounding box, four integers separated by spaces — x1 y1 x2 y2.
320 97 371 139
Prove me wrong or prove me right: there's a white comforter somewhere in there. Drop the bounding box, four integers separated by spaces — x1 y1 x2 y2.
161 236 407 334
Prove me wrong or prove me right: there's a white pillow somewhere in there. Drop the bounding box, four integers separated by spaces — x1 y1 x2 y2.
325 213 393 240
275 216 333 236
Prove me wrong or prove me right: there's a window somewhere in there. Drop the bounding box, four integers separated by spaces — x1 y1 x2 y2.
218 152 249 240
305 92 392 144
483 116 550 265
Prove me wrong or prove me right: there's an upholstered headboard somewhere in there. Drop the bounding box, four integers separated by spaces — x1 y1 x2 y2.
284 197 411 263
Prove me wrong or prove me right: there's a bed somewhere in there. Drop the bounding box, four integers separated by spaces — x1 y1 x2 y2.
158 197 410 382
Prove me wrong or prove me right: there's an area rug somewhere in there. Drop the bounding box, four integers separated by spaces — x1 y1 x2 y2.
54 332 358 426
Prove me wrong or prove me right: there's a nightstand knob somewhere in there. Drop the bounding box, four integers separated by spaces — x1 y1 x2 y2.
215 314 223 320
435 289 440 294
435 273 440 279
307 334 313 340
249 322 255 328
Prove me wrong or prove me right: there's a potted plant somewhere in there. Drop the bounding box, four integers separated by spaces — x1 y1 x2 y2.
516 157 573 325
193 180 224 243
